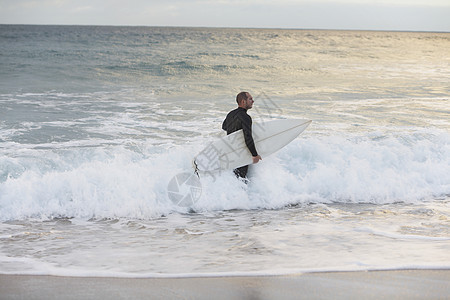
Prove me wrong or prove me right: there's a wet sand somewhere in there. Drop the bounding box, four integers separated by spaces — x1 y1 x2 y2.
1 269 449 299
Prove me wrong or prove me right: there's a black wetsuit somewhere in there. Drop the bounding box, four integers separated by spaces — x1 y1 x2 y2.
222 107 258 179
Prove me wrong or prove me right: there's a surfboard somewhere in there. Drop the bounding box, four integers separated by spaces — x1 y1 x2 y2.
193 119 311 174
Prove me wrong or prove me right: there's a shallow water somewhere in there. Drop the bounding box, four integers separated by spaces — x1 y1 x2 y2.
1 201 449 276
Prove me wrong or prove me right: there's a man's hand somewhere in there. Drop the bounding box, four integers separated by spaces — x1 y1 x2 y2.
252 155 262 164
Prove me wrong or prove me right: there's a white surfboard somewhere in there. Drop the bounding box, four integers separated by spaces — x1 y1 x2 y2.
193 119 311 174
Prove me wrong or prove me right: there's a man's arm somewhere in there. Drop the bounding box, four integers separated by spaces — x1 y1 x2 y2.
240 113 258 157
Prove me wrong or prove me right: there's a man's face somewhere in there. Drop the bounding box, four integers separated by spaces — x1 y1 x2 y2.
243 93 254 109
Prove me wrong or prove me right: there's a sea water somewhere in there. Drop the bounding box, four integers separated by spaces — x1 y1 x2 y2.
0 25 449 277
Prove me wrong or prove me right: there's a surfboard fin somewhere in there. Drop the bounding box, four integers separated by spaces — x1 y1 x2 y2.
192 159 200 179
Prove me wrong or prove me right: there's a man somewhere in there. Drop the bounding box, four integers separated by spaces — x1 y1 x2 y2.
222 92 262 179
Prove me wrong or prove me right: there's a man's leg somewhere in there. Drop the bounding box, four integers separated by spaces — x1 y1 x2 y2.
233 165 248 179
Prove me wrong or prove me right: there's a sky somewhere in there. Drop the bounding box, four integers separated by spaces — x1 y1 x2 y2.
0 0 449 32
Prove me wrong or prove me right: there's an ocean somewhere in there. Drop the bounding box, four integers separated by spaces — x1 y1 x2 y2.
0 25 449 277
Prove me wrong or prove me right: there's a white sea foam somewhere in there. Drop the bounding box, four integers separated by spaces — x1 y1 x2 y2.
1 258 449 279
354 227 450 241
1 129 449 221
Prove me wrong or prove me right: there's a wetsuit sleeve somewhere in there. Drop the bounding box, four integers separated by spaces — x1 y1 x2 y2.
241 114 258 157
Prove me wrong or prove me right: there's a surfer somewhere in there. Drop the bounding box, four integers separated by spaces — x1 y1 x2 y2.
222 92 262 179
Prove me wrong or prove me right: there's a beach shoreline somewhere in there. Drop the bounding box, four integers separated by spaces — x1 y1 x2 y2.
1 269 449 299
